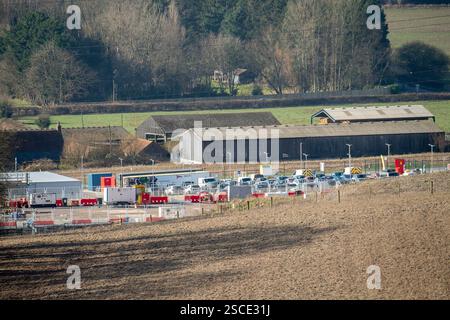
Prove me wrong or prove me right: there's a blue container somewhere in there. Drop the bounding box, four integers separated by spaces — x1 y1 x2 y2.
87 173 112 191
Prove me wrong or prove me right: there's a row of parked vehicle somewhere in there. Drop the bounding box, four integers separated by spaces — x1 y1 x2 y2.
162 167 418 196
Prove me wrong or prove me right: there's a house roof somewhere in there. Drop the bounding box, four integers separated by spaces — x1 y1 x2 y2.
311 105 434 122
179 120 443 141
139 112 281 134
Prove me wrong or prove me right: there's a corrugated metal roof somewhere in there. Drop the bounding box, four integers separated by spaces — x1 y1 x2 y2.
183 120 443 140
140 112 281 133
1 172 80 183
312 105 434 122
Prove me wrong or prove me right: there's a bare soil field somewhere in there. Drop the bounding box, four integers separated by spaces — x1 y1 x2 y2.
1 172 449 300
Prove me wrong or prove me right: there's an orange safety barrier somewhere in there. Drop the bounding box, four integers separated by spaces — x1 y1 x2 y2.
185 195 200 203
252 193 265 198
150 196 168 204
34 221 55 226
288 190 304 197
72 219 93 225
216 193 228 203
81 199 98 206
0 221 17 228
109 218 128 224
70 200 80 207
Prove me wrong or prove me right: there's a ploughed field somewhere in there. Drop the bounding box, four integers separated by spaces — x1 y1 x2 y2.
1 172 449 299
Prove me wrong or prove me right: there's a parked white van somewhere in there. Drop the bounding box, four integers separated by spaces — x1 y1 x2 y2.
238 177 252 186
198 177 219 189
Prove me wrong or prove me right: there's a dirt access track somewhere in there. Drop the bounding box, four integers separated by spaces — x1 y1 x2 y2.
1 172 449 299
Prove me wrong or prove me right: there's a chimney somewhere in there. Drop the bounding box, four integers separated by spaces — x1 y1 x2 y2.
57 121 62 133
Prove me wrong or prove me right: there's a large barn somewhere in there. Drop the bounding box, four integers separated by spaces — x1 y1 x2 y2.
311 105 435 124
136 112 281 143
175 121 445 163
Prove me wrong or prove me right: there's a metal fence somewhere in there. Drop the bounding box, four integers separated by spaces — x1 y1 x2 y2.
208 158 450 179
7 186 83 200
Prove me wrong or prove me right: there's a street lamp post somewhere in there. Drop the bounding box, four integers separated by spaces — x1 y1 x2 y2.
80 155 84 190
300 142 303 169
303 153 309 169
226 152 232 178
385 143 391 169
429 144 435 173
346 144 352 168
263 152 269 163
150 159 155 192
118 157 123 187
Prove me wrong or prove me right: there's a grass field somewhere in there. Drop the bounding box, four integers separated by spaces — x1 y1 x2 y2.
17 99 450 133
1 172 449 299
385 6 450 56
14 6 450 133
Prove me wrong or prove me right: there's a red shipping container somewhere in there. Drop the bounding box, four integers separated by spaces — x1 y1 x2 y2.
101 176 116 189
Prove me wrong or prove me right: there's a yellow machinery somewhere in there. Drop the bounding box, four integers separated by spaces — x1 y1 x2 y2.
133 185 146 205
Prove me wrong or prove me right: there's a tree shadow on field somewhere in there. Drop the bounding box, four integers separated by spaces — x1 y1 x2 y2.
0 224 339 299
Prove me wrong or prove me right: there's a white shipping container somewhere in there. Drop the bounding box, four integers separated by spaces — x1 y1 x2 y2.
29 193 57 207
103 187 136 205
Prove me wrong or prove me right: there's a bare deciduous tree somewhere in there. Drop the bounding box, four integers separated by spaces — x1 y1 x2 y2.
94 0 187 98
252 27 293 94
25 42 96 105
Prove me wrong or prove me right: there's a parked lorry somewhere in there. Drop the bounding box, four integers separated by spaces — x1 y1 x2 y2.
103 187 136 205
29 193 57 208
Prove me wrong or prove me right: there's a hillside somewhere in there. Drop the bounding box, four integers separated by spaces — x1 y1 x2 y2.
385 6 450 56
1 172 449 299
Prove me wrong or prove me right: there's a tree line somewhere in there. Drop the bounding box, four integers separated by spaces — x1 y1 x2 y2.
0 0 448 106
